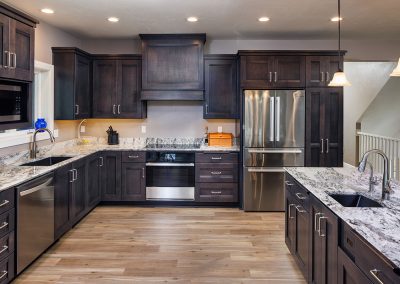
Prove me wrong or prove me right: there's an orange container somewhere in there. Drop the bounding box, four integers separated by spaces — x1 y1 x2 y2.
208 133 233 147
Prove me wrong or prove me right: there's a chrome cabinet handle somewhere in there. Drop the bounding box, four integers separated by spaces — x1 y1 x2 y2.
13 52 16 68
0 200 9 208
326 139 329 154
321 139 324 154
295 205 306 213
295 193 306 200
4 51 9 68
128 155 139 159
369 269 385 284
112 104 116 114
321 72 325 82
211 157 222 160
9 53 15 69
318 216 328 237
118 104 121 114
69 169 74 183
72 169 78 181
269 72 272 82
211 171 222 175
326 72 330 82
314 212 323 232
0 222 8 230
205 104 209 114
285 181 294 186
99 157 104 167
211 191 222 194
288 204 295 219
75 105 79 115
142 168 145 179
274 71 278 82
0 270 7 280
0 245 8 255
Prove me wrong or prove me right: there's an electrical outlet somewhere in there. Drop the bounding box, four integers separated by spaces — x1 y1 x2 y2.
217 126 223 133
80 125 86 133
54 129 59 137
141 125 146 133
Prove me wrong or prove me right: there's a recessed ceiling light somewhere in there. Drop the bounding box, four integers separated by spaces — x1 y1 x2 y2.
187 17 198 22
108 17 119 23
41 8 54 14
258 17 270 22
331 17 343 22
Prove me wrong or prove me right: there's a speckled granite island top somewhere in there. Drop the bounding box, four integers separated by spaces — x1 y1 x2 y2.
0 137 239 193
285 165 400 269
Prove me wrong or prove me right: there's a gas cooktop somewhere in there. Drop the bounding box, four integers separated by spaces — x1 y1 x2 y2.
145 144 201 150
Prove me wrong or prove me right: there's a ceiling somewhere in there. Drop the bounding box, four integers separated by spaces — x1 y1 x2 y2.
4 0 400 40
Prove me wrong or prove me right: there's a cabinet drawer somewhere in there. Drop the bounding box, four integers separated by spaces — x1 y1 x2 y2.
122 151 146 163
0 253 14 284
0 232 14 262
195 163 238 183
196 183 238 202
196 152 238 163
341 224 400 284
0 210 14 239
0 189 14 216
285 174 309 210
338 247 373 284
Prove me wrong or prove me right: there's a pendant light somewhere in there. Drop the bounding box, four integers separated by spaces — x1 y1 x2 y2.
328 0 351 87
390 58 400 77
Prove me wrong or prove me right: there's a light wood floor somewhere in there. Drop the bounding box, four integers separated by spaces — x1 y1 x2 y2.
15 206 305 283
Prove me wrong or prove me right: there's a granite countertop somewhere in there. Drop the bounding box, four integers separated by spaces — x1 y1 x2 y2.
285 165 400 269
0 137 239 192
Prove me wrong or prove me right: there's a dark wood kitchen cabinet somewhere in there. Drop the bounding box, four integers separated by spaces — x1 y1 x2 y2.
54 164 73 240
100 151 122 201
204 55 238 119
0 4 36 82
338 248 373 284
93 56 146 118
140 34 206 100
239 52 305 88
121 163 146 201
306 55 343 87
70 158 87 225
86 153 101 210
306 87 343 167
53 47 92 119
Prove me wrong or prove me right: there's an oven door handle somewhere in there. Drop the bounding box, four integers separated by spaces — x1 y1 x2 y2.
146 162 195 167
247 167 286 173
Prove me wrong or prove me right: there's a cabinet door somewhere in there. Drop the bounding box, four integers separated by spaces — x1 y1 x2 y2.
305 88 325 166
9 19 34 82
54 164 72 240
75 54 91 119
273 56 305 87
285 190 296 254
0 14 11 78
121 163 145 201
101 152 122 201
204 57 238 119
86 154 100 209
311 201 324 284
324 88 343 167
306 56 327 87
240 55 274 88
93 60 117 117
338 248 372 284
70 159 87 224
117 59 145 118
294 203 310 280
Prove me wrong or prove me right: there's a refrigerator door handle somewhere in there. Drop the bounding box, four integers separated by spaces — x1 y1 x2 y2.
247 148 303 154
275 96 280 142
269 97 275 142
247 167 286 173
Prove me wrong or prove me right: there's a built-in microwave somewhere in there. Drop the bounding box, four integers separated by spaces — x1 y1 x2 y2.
0 81 32 131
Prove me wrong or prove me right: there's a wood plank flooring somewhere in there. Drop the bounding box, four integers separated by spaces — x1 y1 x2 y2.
15 206 305 283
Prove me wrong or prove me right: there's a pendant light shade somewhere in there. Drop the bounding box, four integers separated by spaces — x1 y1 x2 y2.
328 70 351 86
390 58 400 77
329 0 351 87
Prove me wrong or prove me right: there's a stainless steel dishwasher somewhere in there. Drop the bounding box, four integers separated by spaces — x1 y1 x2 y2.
16 172 54 274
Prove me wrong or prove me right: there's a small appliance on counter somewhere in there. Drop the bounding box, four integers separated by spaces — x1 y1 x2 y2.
106 126 119 145
208 132 233 147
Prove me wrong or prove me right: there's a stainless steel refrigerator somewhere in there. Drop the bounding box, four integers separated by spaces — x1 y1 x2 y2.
243 90 305 211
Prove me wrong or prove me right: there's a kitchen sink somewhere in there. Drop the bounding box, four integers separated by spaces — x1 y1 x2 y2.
329 194 383 208
20 156 73 167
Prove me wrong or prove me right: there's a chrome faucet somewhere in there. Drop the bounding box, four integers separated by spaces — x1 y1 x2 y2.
366 162 379 192
358 149 393 200
30 128 56 159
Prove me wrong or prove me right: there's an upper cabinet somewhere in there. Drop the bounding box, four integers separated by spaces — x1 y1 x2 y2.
0 4 37 82
92 55 146 119
140 34 206 100
306 55 343 87
204 55 238 119
53 48 92 120
239 52 305 88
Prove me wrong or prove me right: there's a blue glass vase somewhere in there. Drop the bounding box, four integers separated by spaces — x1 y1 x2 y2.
34 118 47 131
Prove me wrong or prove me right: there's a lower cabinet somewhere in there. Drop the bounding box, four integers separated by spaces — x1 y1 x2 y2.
100 152 122 201
54 164 73 240
0 254 14 284
70 158 87 225
0 187 15 284
121 162 146 201
338 248 372 284
86 153 101 209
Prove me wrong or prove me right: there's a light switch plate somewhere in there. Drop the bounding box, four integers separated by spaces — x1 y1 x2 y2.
141 125 146 133
217 126 223 133
80 125 86 133
54 129 59 137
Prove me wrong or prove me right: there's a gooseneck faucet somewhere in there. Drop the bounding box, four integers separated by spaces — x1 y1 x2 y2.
30 128 56 159
358 149 393 200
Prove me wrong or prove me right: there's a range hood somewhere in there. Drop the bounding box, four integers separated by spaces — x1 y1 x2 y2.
140 34 206 101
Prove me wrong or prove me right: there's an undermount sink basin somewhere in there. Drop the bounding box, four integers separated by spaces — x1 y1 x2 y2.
20 156 72 167
329 194 383 208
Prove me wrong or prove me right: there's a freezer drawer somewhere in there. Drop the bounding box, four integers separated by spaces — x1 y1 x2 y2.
243 167 285 211
244 148 304 167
